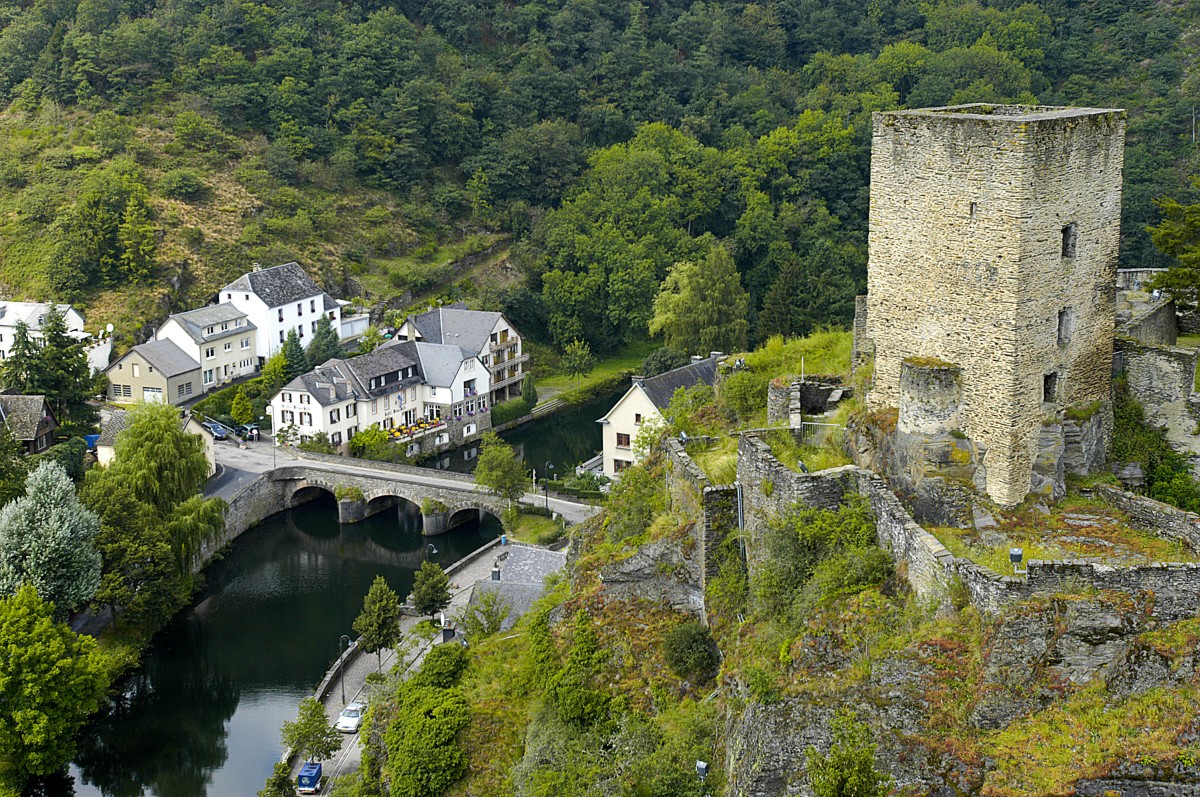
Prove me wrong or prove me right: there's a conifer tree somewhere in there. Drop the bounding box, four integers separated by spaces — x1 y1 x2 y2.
231 387 254 426
411 560 451 619
758 242 856 341
281 329 310 381
353 575 402 671
0 321 39 394
0 461 102 612
38 307 96 427
306 315 343 367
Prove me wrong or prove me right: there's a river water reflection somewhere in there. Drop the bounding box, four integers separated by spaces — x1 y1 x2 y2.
57 495 498 797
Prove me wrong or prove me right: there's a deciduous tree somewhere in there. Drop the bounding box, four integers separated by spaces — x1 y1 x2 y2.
107 402 210 514
805 709 892 797
231 387 254 426
353 575 401 671
0 585 109 788
474 432 527 504
280 697 341 763
561 339 595 387
0 462 102 612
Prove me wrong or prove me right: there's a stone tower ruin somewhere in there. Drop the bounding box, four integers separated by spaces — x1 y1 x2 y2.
858 104 1126 507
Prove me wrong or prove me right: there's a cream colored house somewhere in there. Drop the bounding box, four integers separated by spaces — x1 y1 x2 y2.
597 356 720 478
105 339 202 406
155 303 258 391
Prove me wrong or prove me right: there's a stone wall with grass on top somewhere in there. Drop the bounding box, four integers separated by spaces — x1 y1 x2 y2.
663 437 739 605
1118 294 1178 347
1093 484 1200 554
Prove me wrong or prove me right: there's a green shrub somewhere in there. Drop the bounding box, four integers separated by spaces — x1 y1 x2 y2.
412 642 469 688
334 485 365 502
720 369 770 420
805 710 892 797
31 437 88 482
490 398 532 426
159 168 206 200
382 685 469 797
661 622 720 681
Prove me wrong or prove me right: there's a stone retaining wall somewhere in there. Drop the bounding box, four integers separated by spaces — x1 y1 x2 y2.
1094 484 1200 554
1119 295 1178 346
664 438 739 592
1115 338 1197 408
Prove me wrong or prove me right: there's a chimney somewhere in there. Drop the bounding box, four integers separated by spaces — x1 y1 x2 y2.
690 355 702 364
709 351 723 360
631 374 645 386
251 261 262 272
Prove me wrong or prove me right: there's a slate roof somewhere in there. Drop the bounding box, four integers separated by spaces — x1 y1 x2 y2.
498 544 566 583
413 341 473 388
408 303 503 354
466 581 546 632
123 339 201 378
221 262 324 309
0 301 79 330
639 356 720 410
281 346 420 406
164 303 255 344
0 395 53 441
96 409 131 448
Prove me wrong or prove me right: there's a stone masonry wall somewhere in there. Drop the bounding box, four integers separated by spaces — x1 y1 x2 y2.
1118 295 1178 346
664 437 738 593
1116 338 1197 408
738 437 1200 620
866 106 1125 507
1094 484 1200 554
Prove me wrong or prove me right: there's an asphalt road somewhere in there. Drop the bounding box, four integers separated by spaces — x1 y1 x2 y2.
206 438 601 523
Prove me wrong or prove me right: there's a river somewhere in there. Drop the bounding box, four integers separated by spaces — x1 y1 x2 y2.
48 387 617 796
54 496 498 797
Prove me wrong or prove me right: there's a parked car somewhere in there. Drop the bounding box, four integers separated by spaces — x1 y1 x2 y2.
336 702 366 733
234 424 259 440
202 422 229 440
297 761 322 794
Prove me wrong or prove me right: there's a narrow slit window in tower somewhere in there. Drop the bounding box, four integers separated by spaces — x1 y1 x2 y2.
1061 223 1077 258
1043 372 1058 403
1057 307 1073 345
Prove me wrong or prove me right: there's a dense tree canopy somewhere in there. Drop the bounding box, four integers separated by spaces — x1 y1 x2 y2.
0 585 109 788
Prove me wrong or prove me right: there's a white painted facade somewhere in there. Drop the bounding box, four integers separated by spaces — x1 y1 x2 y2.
0 301 88 360
597 385 660 479
270 348 491 451
219 290 336 362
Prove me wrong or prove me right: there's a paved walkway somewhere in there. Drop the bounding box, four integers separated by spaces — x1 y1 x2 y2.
294 540 507 784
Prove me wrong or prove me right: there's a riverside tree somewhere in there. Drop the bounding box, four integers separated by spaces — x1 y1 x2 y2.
281 697 341 763
0 585 109 789
474 432 527 505
353 575 402 671
0 461 102 613
561 339 595 387
411 560 450 620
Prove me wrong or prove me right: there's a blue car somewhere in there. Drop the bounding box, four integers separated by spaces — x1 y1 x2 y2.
202 422 229 440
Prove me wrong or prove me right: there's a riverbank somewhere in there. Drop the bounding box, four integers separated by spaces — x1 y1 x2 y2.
293 536 525 787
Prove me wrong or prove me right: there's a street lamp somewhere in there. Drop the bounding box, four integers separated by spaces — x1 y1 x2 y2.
544 461 554 511
339 634 351 703
264 402 276 470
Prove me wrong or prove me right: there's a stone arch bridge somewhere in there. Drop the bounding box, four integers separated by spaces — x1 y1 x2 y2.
216 454 599 562
272 464 510 535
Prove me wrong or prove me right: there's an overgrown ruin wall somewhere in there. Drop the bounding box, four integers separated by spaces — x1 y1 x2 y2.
1118 295 1177 346
732 433 1200 621
865 105 1125 507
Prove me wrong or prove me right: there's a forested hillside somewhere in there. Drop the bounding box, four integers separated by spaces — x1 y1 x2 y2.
0 0 1196 349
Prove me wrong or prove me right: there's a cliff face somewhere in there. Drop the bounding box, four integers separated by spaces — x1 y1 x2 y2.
722 591 1200 797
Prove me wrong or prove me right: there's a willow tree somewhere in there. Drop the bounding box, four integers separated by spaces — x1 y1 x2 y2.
650 246 749 354
109 402 210 514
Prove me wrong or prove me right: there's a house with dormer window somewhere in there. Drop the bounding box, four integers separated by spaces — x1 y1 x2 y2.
219 262 362 363
398 302 529 406
155 303 258 390
270 339 491 455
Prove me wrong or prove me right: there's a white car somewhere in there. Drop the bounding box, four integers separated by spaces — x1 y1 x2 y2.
336 702 366 733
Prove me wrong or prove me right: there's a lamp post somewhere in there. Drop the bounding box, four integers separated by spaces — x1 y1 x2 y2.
544 461 554 511
339 634 351 703
264 402 276 470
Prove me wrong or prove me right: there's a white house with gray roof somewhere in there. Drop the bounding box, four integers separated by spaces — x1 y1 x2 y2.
596 355 721 478
270 339 491 454
155 303 258 390
398 302 528 405
0 301 87 362
219 262 359 363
